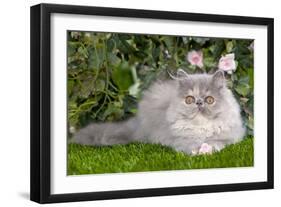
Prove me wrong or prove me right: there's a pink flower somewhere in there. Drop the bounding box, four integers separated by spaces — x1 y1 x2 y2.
199 143 213 154
218 53 237 72
187 50 204 68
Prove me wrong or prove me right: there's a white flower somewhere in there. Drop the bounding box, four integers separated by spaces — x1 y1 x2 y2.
164 50 171 59
85 32 91 38
71 32 80 39
187 50 204 68
69 126 76 134
218 53 237 72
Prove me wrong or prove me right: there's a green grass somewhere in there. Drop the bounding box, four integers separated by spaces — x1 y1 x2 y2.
67 137 253 175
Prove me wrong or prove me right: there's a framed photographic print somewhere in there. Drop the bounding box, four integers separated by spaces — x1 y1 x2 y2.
30 3 274 203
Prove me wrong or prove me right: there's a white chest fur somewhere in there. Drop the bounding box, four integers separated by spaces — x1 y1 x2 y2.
170 114 222 140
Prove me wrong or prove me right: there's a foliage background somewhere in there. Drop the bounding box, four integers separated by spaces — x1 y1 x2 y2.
67 31 254 137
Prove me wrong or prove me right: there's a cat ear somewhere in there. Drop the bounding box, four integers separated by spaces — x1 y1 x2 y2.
167 69 193 88
176 69 189 79
167 69 189 80
212 70 225 89
177 69 194 88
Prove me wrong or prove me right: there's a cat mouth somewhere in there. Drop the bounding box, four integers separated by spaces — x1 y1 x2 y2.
187 106 214 119
196 107 216 118
198 106 204 111
188 108 205 119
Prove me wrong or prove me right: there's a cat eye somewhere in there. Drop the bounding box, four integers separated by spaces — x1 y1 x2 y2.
205 96 215 104
185 96 195 104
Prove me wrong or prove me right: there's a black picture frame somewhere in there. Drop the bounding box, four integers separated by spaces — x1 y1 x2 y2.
30 3 274 204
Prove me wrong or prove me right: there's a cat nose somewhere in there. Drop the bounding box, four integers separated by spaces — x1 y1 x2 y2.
196 99 203 106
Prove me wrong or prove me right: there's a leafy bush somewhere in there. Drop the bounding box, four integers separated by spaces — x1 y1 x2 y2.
67 31 254 136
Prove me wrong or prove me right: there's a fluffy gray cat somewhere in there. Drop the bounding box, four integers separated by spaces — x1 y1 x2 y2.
73 69 245 155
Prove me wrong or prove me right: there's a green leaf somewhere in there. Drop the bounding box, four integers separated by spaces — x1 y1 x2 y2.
77 46 88 58
107 39 115 51
118 36 136 54
152 46 160 62
79 98 98 111
235 83 250 96
88 43 105 69
182 37 190 44
203 57 216 68
234 40 251 57
193 37 209 45
76 72 96 98
123 95 138 116
67 43 77 57
248 68 254 89
95 79 105 92
67 80 75 96
238 55 253 69
107 53 121 66
161 36 174 51
226 41 233 53
238 75 249 85
112 63 133 91
187 64 197 72
209 39 225 59
103 103 124 121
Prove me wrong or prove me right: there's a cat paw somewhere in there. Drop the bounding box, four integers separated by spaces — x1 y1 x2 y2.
191 149 199 155
199 143 213 155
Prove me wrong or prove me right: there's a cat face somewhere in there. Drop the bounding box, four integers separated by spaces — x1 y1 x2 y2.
176 71 226 120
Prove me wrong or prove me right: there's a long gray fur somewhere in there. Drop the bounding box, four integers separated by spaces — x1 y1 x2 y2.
73 70 245 155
